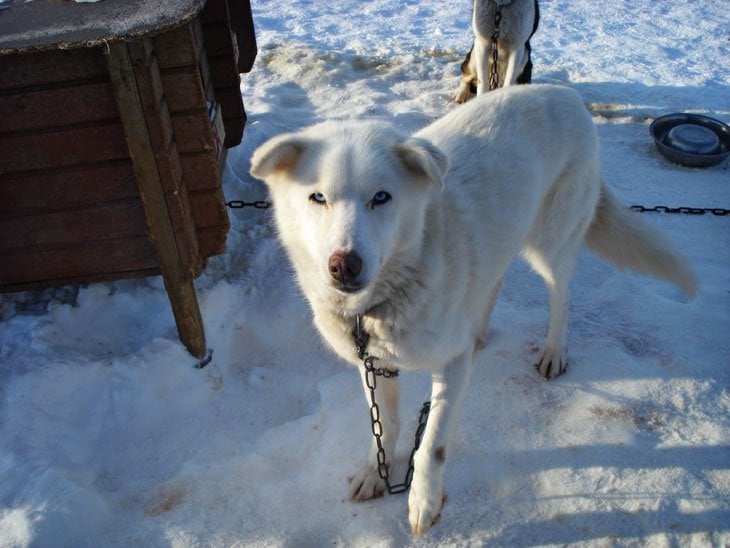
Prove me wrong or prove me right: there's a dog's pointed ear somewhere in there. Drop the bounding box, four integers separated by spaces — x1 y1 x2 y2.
250 134 309 180
394 137 448 190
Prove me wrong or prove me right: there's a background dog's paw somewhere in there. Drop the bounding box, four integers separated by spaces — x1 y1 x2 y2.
453 86 473 104
535 348 568 379
348 462 386 500
408 486 446 537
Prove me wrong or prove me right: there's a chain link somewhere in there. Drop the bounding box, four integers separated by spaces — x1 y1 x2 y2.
631 205 730 216
226 199 272 210
488 4 503 91
353 315 431 495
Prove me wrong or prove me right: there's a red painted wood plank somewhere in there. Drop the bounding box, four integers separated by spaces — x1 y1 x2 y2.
196 224 228 259
0 48 108 91
160 67 208 112
0 161 138 214
0 200 148 250
188 189 228 229
0 122 130 173
0 236 158 288
1 81 118 133
153 20 203 69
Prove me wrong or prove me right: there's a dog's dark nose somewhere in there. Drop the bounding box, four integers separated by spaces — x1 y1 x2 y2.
328 250 362 285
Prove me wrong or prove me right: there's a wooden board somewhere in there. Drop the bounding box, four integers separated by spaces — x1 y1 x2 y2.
105 39 207 358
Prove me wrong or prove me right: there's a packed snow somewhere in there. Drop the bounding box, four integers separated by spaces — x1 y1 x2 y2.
1 0 729 546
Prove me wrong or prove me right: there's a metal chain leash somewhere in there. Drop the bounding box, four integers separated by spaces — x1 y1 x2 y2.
225 199 271 210
488 3 503 91
631 205 730 216
353 315 431 495
224 200 729 217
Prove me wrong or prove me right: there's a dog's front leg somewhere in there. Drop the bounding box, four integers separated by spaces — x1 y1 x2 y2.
473 39 491 95
349 366 400 500
503 46 526 86
408 351 472 537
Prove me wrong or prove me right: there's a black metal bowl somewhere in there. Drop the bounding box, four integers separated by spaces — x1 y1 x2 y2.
650 113 730 167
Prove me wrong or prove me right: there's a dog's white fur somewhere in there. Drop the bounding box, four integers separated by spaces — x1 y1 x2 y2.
250 84 696 536
455 0 537 102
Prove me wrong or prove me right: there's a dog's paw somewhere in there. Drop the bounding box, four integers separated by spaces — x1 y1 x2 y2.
535 347 568 379
348 461 386 501
408 484 447 537
453 87 473 104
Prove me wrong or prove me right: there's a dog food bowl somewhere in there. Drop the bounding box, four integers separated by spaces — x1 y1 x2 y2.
650 113 730 167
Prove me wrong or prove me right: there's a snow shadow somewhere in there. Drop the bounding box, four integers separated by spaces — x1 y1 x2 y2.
234 81 318 162
540 72 729 122
503 443 729 477
491 505 729 545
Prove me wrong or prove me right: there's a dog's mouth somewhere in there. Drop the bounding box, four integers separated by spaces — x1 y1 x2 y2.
331 281 365 294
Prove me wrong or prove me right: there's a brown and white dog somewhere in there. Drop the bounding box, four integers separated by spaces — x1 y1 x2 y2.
454 0 540 103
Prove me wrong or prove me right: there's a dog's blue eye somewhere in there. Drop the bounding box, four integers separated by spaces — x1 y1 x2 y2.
371 191 391 207
309 192 326 205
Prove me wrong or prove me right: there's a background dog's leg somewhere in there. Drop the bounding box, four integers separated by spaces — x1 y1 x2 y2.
503 47 525 86
473 39 490 95
454 80 474 104
349 368 400 500
454 46 476 103
516 42 533 84
408 352 472 536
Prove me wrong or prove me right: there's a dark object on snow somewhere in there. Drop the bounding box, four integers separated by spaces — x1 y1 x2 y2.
650 113 730 168
0 0 257 359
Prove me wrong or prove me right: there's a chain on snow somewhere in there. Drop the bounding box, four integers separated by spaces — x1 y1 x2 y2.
631 205 730 216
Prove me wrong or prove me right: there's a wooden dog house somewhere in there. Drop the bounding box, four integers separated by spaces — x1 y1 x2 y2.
0 0 257 360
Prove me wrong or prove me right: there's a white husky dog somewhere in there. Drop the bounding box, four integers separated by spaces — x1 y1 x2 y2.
250 84 696 536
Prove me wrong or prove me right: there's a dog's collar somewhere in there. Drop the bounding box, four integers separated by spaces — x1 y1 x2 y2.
352 314 399 377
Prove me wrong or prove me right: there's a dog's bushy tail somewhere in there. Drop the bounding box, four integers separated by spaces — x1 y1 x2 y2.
585 182 697 297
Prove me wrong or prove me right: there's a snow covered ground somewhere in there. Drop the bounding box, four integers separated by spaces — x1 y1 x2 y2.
1 0 729 546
